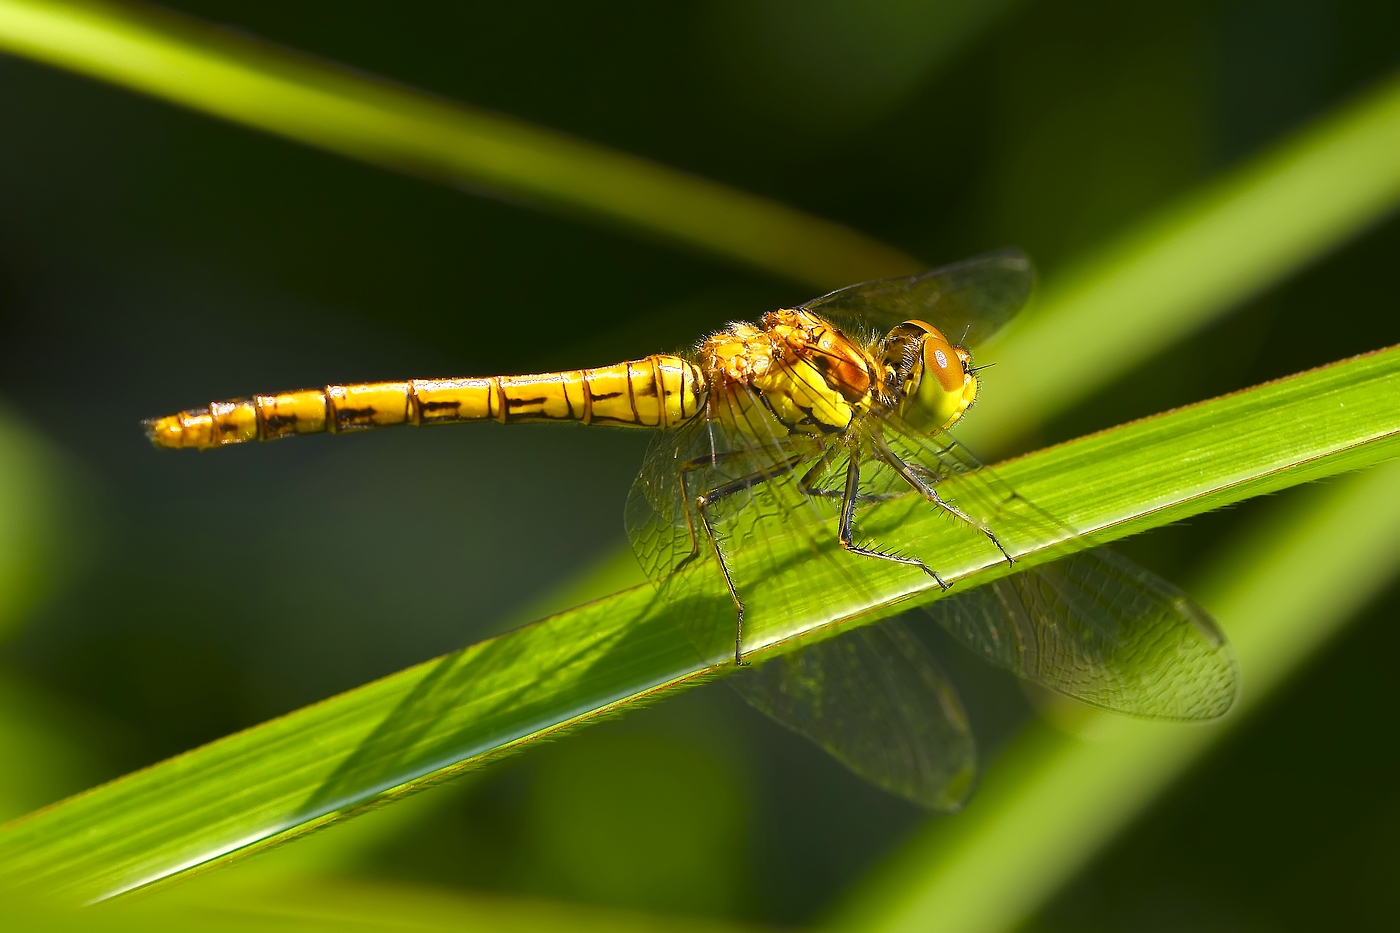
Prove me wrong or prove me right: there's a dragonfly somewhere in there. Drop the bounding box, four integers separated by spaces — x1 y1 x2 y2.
146 248 1238 810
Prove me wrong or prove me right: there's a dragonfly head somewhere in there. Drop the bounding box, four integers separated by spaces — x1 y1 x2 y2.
881 320 978 432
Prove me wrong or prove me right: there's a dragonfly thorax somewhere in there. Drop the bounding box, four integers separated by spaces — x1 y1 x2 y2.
700 309 878 438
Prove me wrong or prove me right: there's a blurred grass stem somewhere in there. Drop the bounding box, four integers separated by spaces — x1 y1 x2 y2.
0 0 921 289
967 69 1400 450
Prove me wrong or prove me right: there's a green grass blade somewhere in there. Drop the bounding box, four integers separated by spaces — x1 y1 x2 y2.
0 0 920 289
964 69 1400 450
4 880 756 932
837 456 1400 933
0 346 1396 904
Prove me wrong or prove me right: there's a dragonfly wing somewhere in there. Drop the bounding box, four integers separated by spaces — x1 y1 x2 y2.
863 426 1239 719
625 407 835 662
927 549 1238 720
730 619 976 811
799 248 1034 347
624 416 704 592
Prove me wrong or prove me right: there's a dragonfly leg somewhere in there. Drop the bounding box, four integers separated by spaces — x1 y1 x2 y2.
837 450 948 590
874 439 1015 566
678 451 807 666
797 445 904 503
795 444 842 498
673 447 782 573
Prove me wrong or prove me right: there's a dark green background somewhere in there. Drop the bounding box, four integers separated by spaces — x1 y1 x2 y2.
0 0 1397 926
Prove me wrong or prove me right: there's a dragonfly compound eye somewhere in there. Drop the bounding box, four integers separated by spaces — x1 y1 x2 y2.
886 320 978 433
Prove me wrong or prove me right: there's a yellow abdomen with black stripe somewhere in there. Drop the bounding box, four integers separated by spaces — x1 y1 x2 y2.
146 356 707 450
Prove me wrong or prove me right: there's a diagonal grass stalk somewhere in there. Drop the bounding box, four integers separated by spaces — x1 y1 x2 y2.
966 68 1400 450
0 0 920 289
0 346 1395 904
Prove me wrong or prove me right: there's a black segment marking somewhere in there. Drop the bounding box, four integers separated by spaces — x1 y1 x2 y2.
420 399 463 422
625 365 641 423
561 372 577 420
581 370 595 424
263 414 298 432
335 406 377 428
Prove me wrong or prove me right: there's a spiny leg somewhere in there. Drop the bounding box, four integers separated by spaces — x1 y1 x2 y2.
673 448 758 575
874 437 1015 566
837 449 948 590
678 451 807 666
674 448 807 573
797 444 904 503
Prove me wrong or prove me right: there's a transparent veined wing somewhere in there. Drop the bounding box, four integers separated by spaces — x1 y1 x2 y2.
730 620 976 811
625 387 978 808
799 247 1034 347
867 425 1239 720
625 395 839 662
926 549 1237 719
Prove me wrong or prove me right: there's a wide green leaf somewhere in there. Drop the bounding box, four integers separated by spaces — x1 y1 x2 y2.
0 0 919 288
839 457 1400 933
0 345 1396 904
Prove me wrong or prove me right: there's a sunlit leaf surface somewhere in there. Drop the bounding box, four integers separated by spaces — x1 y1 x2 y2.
0 346 1395 904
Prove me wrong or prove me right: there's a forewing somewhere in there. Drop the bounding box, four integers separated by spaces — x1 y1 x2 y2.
800 248 1034 347
730 619 976 811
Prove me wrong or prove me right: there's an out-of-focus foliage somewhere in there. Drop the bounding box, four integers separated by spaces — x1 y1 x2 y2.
0 412 99 824
840 459 1400 933
968 70 1400 450
0 0 922 289
0 0 1397 930
0 409 60 643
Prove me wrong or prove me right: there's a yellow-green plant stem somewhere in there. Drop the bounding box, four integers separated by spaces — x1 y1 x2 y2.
966 69 1400 450
0 347 1395 905
5 879 756 932
0 0 920 289
839 458 1400 933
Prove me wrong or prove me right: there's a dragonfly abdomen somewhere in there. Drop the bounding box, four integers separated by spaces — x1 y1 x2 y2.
144 355 707 449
